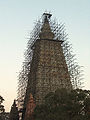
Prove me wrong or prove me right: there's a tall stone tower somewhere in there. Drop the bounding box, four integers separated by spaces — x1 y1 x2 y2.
18 13 83 120
24 14 72 107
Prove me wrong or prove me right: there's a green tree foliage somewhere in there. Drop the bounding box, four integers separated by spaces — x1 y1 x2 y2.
34 89 90 120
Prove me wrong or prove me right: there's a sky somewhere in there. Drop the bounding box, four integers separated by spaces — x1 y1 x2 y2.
0 0 90 112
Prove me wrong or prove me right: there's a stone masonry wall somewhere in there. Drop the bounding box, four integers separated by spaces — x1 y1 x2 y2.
33 39 72 104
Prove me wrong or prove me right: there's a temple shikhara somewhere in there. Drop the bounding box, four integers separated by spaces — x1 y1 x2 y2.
16 13 83 120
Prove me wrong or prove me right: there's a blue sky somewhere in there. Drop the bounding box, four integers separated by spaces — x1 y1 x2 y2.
0 0 90 112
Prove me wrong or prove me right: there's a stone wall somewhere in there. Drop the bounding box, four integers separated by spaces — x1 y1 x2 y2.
25 39 72 105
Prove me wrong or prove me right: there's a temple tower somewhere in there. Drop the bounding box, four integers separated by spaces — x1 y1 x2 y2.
24 14 72 107
17 13 83 120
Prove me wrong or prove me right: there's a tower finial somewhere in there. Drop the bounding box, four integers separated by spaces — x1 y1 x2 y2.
43 13 52 19
43 13 52 22
39 13 54 39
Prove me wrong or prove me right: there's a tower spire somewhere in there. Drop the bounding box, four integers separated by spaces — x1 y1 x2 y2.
39 13 54 39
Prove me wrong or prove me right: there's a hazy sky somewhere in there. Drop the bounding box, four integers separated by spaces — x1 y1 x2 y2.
0 0 90 112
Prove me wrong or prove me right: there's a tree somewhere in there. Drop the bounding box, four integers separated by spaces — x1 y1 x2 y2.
9 100 19 120
0 95 5 120
34 89 90 120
